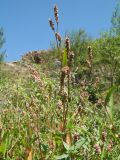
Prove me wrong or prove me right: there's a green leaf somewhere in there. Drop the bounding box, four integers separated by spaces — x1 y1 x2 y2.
0 143 6 153
67 117 74 130
118 154 120 160
75 138 86 150
56 154 69 160
108 93 114 120
105 86 117 106
63 141 70 151
62 49 67 67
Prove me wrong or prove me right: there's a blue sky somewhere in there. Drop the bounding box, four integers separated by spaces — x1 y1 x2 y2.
0 0 116 62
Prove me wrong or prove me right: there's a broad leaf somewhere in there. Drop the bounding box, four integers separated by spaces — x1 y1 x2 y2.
105 86 117 106
63 141 70 151
56 154 69 160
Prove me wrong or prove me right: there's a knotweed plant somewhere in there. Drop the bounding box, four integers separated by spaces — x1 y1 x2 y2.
49 5 75 144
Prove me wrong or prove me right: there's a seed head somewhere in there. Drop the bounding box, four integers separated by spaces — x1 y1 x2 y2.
87 46 93 68
54 5 58 14
54 5 59 23
94 144 101 154
73 133 80 142
69 51 74 58
55 32 62 42
48 18 55 31
69 51 74 61
61 66 70 75
56 100 62 109
68 51 74 67
60 66 70 92
65 37 70 52
101 131 107 142
88 46 93 60
107 140 113 152
60 90 68 102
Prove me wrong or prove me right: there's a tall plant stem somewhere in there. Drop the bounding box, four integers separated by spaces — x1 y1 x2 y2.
54 30 59 48
57 22 59 35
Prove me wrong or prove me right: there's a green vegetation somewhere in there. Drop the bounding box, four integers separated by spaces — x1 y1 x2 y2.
0 3 120 160
111 0 120 36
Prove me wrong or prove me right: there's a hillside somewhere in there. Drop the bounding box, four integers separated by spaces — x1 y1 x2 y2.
0 47 120 159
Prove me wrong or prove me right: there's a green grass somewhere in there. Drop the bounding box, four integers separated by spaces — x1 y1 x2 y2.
0 60 120 160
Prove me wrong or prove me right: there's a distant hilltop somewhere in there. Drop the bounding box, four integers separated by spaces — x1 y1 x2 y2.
22 50 51 64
